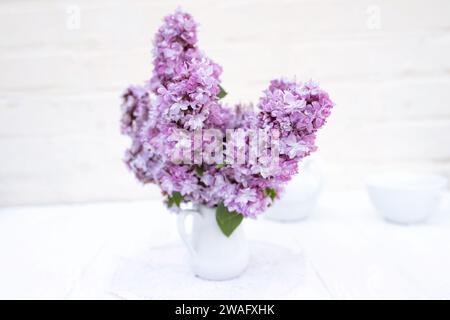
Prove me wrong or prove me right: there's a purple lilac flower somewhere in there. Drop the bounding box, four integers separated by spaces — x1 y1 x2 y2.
121 10 334 218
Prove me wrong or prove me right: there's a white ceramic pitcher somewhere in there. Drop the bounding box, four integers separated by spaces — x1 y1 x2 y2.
177 205 249 281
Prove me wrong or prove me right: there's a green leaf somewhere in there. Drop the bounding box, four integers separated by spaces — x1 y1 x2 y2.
264 188 277 201
217 84 227 99
215 163 226 169
194 165 204 177
167 191 184 208
216 202 243 237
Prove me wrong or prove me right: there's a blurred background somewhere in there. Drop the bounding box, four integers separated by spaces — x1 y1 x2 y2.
1 0 449 207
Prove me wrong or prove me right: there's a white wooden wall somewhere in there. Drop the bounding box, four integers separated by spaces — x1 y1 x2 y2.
1 0 449 206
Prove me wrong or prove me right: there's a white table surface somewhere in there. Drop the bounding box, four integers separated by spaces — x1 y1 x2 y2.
0 191 449 300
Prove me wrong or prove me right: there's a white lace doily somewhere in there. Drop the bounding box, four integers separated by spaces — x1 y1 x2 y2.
107 242 305 300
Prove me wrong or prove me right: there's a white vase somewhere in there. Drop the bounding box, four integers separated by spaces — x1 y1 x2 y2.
177 205 249 281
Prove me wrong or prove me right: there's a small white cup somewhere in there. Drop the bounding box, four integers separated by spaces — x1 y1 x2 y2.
367 173 448 224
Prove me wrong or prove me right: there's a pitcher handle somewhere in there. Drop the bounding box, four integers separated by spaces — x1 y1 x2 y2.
177 209 200 257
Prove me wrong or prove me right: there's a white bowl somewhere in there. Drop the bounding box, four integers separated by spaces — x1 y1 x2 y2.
264 159 323 222
367 173 447 224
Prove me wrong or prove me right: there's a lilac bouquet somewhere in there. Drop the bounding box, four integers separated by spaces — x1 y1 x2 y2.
121 10 334 236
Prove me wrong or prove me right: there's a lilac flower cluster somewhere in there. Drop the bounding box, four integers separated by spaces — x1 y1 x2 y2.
121 9 334 218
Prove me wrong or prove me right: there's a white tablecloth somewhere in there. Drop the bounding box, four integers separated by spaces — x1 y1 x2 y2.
0 191 449 299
